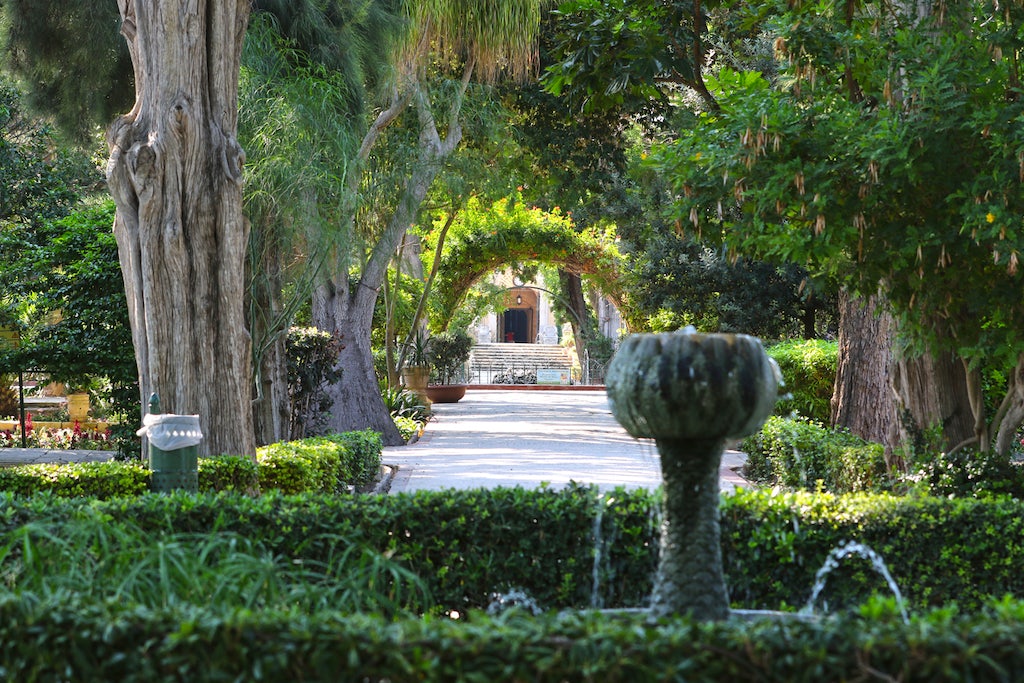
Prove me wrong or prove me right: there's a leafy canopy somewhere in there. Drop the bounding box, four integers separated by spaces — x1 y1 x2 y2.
652 0 1024 368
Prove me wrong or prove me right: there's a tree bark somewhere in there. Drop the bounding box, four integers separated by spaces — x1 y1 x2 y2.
312 276 403 445
250 236 290 446
315 64 472 444
831 291 901 459
559 270 591 371
892 347 975 455
831 290 976 465
106 0 255 458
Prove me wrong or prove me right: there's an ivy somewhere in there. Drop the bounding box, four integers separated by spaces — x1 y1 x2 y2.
430 195 627 327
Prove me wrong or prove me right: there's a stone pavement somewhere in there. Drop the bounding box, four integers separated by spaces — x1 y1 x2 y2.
0 448 112 467
385 389 751 494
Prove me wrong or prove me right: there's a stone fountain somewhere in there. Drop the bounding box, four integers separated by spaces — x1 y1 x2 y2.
605 328 780 620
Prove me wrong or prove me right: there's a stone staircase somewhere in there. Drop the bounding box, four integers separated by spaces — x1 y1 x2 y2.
468 343 575 384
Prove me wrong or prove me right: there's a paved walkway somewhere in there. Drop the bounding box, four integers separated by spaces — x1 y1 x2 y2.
385 389 750 494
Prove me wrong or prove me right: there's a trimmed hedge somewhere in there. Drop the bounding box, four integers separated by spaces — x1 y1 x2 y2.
254 429 382 493
0 430 382 498
3 597 1024 682
0 461 150 499
5 488 1024 613
767 339 837 423
741 415 889 493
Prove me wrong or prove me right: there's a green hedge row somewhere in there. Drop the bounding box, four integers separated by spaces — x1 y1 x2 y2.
2 596 1024 682
767 339 837 423
4 487 1024 613
0 429 382 498
741 415 890 493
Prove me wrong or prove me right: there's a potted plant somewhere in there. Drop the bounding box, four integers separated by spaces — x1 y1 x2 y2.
400 330 432 406
426 330 473 403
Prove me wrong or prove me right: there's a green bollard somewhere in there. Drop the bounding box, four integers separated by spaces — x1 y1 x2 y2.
142 393 201 494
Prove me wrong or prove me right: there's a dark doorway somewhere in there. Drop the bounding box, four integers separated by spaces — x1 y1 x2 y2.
502 309 530 343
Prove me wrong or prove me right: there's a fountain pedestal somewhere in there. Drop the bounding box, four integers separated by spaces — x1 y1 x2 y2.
606 329 780 620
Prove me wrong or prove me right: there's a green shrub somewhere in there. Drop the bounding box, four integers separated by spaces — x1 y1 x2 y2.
257 438 343 494
907 446 1024 499
10 487 1024 615
0 461 149 499
326 429 383 487
3 598 1024 682
767 339 837 423
742 415 890 493
286 326 343 439
198 454 260 494
256 431 382 493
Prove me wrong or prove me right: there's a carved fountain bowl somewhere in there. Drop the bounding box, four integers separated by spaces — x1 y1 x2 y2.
606 331 780 442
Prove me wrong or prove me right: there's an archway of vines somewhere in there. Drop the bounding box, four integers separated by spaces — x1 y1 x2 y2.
428 196 635 331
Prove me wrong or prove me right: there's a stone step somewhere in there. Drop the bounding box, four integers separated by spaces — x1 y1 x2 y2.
470 344 573 368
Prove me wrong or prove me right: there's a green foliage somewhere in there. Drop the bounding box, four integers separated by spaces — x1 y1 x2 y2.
651 1 1024 420
907 447 1024 500
2 0 132 141
197 455 260 495
427 329 473 384
328 429 383 487
0 461 149 499
286 326 343 439
543 0 706 112
741 416 889 493
768 339 837 422
0 514 429 618
432 195 626 328
0 201 138 423
392 414 422 441
257 439 341 494
382 386 431 423
0 431 381 498
5 598 1024 681
720 489 1024 613
10 487 1024 617
256 431 382 493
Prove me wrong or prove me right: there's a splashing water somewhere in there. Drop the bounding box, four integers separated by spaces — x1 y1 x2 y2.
487 588 543 616
802 541 909 623
591 496 605 609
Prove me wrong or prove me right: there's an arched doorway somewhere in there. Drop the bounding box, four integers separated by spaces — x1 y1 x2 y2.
498 287 538 342
502 308 530 343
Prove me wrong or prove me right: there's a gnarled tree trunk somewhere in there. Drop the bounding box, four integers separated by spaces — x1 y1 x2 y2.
831 290 975 467
106 0 255 458
312 276 402 445
831 291 901 460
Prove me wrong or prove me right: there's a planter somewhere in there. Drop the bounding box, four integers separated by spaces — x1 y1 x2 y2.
67 393 90 422
401 366 432 407
426 384 467 404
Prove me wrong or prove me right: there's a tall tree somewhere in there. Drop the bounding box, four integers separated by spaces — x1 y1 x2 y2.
312 0 544 444
653 0 1024 455
104 0 255 457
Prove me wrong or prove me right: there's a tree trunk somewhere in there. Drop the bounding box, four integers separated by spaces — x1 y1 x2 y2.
832 291 976 465
559 270 591 371
831 291 901 459
993 354 1024 456
315 67 471 445
250 239 290 446
106 0 255 458
313 277 403 445
892 346 975 456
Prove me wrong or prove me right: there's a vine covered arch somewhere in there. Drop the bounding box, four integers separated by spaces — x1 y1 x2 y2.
430 197 636 330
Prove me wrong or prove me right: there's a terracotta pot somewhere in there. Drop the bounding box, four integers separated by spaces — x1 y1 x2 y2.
400 366 432 407
425 384 467 404
67 393 90 422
